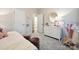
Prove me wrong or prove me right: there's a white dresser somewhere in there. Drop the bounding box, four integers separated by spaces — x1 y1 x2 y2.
44 25 61 40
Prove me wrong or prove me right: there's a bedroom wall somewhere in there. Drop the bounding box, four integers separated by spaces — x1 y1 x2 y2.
40 8 77 25
42 8 79 38
0 9 15 31
62 9 79 25
0 8 78 35
14 8 37 35
39 8 79 28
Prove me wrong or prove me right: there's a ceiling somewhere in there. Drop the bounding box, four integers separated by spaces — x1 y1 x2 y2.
0 8 14 15
0 8 78 17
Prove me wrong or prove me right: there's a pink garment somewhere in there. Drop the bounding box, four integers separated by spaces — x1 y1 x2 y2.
66 24 72 32
65 24 73 39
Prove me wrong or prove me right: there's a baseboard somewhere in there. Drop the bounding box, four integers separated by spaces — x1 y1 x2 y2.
44 34 60 40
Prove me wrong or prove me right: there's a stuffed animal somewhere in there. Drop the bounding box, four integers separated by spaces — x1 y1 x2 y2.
0 28 8 39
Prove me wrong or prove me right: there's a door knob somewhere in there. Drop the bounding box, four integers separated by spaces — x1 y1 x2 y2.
26 24 29 27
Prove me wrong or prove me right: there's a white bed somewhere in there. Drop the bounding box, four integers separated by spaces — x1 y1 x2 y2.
0 31 37 50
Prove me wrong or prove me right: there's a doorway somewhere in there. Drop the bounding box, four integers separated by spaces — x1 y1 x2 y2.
33 16 38 33
33 14 44 34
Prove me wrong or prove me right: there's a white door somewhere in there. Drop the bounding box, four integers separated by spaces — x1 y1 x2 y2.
14 9 32 35
25 16 32 35
14 9 26 35
37 14 44 33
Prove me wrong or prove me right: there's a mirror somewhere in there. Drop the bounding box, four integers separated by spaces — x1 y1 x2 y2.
49 12 58 23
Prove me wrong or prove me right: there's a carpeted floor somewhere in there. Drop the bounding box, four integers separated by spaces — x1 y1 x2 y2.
31 33 72 50
39 34 71 50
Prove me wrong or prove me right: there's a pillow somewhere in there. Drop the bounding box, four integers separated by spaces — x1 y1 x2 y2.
0 32 4 39
0 32 8 39
3 32 8 37
0 24 8 32
0 27 8 39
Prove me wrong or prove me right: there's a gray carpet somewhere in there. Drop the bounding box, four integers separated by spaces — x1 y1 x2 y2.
39 34 71 50
32 33 71 50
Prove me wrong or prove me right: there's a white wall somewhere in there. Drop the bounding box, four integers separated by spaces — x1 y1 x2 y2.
40 8 77 25
0 8 79 35
0 10 15 31
0 8 36 35
62 9 79 25
42 8 79 38
14 8 37 35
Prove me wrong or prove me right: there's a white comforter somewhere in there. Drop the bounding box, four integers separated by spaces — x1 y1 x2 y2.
0 31 37 50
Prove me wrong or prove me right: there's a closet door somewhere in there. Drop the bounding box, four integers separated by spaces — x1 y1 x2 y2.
14 9 32 35
25 16 32 35
14 9 26 35
37 14 44 33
